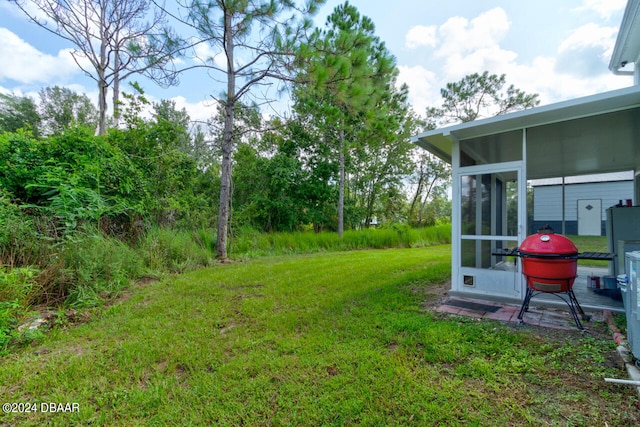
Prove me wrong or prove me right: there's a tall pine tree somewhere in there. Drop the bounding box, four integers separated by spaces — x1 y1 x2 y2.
294 2 399 236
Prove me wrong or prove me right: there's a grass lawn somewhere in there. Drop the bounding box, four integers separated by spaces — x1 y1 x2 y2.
1 246 638 426
567 235 608 267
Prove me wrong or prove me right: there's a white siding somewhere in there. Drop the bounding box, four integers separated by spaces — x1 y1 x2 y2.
534 186 563 220
534 181 634 220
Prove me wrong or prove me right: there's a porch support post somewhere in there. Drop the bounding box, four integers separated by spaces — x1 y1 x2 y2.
451 134 461 293
517 128 528 297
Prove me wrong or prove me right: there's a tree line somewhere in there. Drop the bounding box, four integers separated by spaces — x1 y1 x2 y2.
3 0 539 259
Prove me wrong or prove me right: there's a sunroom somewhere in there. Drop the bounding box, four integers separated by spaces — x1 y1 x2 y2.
412 86 640 312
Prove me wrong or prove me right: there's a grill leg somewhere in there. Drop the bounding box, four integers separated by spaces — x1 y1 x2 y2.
567 289 591 323
518 287 586 330
518 288 535 320
565 290 584 330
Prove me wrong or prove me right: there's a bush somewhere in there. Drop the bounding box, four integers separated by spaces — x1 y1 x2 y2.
0 190 47 267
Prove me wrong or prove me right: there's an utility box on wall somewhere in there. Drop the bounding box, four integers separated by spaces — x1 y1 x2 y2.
607 206 640 276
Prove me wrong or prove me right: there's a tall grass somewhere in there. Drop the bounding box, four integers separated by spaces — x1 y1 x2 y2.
60 229 145 308
230 224 451 257
137 227 215 273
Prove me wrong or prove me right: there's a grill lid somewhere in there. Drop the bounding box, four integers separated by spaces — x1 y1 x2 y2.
519 225 578 256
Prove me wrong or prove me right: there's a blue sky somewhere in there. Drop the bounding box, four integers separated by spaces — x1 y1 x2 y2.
0 0 634 123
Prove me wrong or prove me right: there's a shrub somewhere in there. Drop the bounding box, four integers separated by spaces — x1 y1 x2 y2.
0 190 47 267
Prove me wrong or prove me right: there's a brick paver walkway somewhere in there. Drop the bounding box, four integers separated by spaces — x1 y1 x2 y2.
437 298 589 330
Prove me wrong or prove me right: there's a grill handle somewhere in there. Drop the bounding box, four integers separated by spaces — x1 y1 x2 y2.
537 224 555 234
518 251 579 260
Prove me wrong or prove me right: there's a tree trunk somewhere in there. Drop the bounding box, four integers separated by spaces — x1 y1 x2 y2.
113 48 121 127
216 10 235 259
97 77 108 136
338 128 345 237
408 172 425 224
217 125 233 258
364 180 378 228
97 9 108 136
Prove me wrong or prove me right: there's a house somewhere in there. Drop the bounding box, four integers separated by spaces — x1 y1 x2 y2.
411 0 640 311
531 171 634 236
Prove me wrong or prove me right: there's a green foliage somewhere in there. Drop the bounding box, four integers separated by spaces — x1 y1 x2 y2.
428 71 540 125
0 189 45 267
61 229 145 308
38 86 98 135
0 92 41 137
0 267 39 305
0 267 40 354
0 127 143 229
294 3 415 233
0 300 22 352
109 86 218 229
233 141 310 232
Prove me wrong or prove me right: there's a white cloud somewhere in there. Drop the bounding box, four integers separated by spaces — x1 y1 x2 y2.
193 41 227 70
397 65 438 113
0 1 48 22
440 46 519 83
398 5 634 116
0 28 80 84
556 23 619 77
436 8 510 58
169 95 215 124
405 25 436 49
575 0 627 21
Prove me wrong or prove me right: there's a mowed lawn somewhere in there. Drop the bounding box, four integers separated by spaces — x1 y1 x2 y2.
1 246 638 426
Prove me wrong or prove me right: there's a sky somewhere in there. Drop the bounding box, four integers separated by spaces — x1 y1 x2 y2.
0 0 635 124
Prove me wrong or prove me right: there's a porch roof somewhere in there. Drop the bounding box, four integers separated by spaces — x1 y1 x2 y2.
411 85 640 180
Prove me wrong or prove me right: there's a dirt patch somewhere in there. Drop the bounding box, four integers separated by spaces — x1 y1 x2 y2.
417 279 451 310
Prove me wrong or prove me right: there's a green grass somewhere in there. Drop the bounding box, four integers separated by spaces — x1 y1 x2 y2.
567 234 607 253
566 235 608 267
1 247 638 426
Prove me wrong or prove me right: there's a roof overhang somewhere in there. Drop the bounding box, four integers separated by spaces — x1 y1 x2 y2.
411 86 640 179
610 0 640 76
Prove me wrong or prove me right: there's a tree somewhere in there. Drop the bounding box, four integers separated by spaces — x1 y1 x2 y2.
12 0 179 135
408 150 451 226
427 71 540 125
0 93 41 136
153 99 191 154
349 90 416 228
294 1 399 236
38 86 98 135
170 0 325 259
